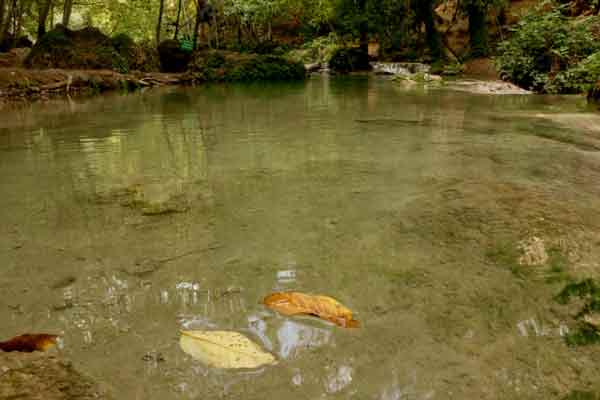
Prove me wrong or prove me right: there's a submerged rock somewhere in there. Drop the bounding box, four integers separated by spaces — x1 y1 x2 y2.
518 237 549 266
0 352 111 399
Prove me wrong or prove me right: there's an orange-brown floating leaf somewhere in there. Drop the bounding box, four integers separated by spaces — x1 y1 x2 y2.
0 334 59 353
263 292 360 328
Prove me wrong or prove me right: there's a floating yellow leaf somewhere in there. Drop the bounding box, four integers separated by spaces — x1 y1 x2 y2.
0 334 58 353
263 292 360 328
179 330 277 369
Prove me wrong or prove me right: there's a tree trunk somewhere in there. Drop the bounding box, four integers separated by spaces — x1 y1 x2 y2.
414 0 442 60
0 0 6 40
156 0 164 44
62 0 72 27
37 0 51 39
173 0 182 40
467 3 489 57
0 0 13 46
212 11 219 48
193 0 206 50
357 0 368 54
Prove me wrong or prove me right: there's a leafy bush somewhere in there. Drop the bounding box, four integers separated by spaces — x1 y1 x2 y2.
496 3 600 93
550 52 600 93
189 51 306 82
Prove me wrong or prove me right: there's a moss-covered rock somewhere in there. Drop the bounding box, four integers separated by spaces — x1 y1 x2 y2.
328 48 371 73
25 26 157 73
187 51 305 82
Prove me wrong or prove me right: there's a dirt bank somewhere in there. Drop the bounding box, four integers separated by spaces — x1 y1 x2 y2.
0 68 188 102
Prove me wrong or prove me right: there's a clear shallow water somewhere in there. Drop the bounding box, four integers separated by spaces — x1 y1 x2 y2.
1 77 600 399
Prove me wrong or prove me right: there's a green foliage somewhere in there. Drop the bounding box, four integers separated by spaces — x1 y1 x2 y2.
496 3 600 93
441 62 465 76
287 34 341 65
329 47 371 72
190 51 306 82
550 52 600 94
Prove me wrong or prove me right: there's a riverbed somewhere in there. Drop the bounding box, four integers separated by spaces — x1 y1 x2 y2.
1 75 600 399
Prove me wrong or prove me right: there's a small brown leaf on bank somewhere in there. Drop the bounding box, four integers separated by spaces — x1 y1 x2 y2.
0 334 59 353
263 292 360 328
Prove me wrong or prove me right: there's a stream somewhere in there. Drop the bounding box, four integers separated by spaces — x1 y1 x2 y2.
1 76 600 399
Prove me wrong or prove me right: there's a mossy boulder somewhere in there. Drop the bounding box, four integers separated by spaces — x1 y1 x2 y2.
25 26 157 73
158 39 192 73
328 48 371 73
187 51 306 82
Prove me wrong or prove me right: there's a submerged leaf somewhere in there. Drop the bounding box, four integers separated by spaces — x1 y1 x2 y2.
0 334 58 353
263 292 360 328
179 330 276 369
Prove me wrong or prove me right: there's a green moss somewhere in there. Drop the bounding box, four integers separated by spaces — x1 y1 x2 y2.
565 325 600 346
556 279 599 305
556 279 600 346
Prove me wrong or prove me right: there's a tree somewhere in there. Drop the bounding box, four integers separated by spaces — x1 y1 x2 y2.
412 0 443 60
174 0 183 39
156 0 165 43
461 0 506 57
0 0 6 38
62 0 72 26
37 0 51 39
193 0 206 49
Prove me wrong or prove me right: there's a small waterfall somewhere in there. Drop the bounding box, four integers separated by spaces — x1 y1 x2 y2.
371 62 431 76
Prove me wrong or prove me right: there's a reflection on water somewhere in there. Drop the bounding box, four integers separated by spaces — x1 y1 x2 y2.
278 320 332 359
1 77 600 399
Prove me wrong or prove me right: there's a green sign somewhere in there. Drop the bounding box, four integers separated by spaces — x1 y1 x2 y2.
180 39 194 52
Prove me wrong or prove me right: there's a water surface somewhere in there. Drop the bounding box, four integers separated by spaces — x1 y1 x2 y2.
2 77 600 399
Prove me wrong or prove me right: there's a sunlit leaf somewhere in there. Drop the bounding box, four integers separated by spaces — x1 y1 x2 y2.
0 334 59 353
263 292 360 328
179 330 277 369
